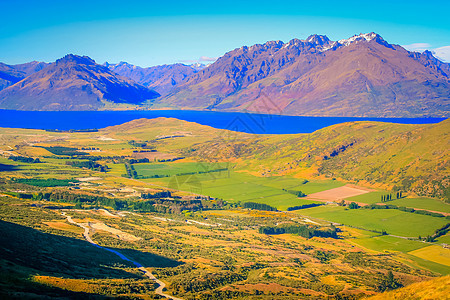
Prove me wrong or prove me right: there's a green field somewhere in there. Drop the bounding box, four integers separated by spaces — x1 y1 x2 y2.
346 191 392 204
351 236 450 275
107 163 126 177
352 235 428 253
293 205 448 237
288 179 345 194
346 192 450 214
388 197 450 213
0 157 90 179
134 162 229 177
437 234 450 244
140 169 335 210
405 254 450 275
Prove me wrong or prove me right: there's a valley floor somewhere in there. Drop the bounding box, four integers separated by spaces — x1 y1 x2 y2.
0 118 449 299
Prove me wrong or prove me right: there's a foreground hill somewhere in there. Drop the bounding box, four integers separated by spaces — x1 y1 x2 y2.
163 33 450 117
367 275 450 299
0 55 160 111
102 117 450 200
0 117 448 297
105 62 199 96
232 118 450 199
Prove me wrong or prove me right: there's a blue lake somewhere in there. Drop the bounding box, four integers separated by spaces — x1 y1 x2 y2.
0 110 446 134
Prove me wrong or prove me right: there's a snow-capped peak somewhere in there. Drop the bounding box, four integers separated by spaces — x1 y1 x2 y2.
320 41 338 52
338 32 378 46
282 38 301 49
305 34 330 45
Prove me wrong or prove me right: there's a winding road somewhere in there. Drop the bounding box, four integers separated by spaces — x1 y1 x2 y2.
61 211 182 300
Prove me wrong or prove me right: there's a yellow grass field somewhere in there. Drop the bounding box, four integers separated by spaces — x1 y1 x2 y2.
409 245 450 267
366 275 450 299
43 221 84 234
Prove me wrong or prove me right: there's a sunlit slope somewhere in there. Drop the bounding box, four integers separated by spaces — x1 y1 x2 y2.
367 275 450 299
100 117 449 200
308 119 449 198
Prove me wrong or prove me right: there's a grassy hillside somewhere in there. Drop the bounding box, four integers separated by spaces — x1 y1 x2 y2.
57 116 449 200
367 275 450 299
0 117 449 298
0 117 447 200
171 118 449 200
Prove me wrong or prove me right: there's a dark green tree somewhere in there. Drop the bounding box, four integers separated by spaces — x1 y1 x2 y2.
349 202 359 209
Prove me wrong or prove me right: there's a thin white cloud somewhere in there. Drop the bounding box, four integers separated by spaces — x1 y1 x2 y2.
199 56 218 62
179 56 218 64
432 46 450 63
402 43 450 63
179 59 197 63
402 43 432 52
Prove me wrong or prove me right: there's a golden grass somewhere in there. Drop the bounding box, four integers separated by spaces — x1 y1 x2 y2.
43 221 84 234
34 276 98 294
366 275 450 299
409 246 450 267
18 146 54 156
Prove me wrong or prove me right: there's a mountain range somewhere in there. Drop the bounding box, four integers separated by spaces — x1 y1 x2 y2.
0 33 449 116
163 33 450 117
0 55 159 111
0 61 49 91
104 62 205 96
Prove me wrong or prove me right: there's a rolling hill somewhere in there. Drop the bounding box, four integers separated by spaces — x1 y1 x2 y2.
0 54 160 111
367 275 450 299
101 117 450 200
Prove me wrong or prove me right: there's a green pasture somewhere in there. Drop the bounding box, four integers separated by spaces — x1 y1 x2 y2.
346 191 391 204
437 234 450 244
347 191 450 213
133 162 229 177
107 163 127 177
352 235 427 253
293 205 448 237
405 254 450 275
388 197 450 213
0 156 90 179
140 169 336 210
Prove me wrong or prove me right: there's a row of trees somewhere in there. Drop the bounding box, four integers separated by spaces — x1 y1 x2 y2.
124 162 137 178
141 191 172 199
419 223 450 242
243 202 276 211
65 160 107 172
128 140 149 148
28 190 222 214
45 128 98 133
127 158 150 164
8 156 40 163
380 191 403 202
43 146 87 156
286 203 322 211
259 224 338 239
15 178 78 187
365 203 448 218
348 202 359 209
283 189 306 197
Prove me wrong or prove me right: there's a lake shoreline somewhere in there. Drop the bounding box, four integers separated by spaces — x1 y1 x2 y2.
0 109 446 134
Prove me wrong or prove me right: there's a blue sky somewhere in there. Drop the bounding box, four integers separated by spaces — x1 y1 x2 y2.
1 0 450 66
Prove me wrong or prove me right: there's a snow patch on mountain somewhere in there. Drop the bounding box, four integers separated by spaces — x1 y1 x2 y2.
338 32 378 46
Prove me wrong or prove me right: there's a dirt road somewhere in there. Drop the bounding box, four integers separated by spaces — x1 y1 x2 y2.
61 211 182 300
